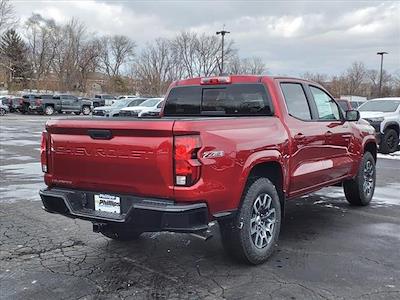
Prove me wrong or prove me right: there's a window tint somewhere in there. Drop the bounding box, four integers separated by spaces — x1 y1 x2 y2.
164 86 201 115
280 83 311 120
310 86 340 120
164 84 272 116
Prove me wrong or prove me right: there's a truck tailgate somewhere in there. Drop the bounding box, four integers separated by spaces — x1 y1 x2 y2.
45 119 174 198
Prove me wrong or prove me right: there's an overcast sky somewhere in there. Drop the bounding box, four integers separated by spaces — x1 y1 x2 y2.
12 0 400 76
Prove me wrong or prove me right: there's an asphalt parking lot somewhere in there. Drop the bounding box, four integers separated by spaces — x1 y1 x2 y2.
1 114 399 300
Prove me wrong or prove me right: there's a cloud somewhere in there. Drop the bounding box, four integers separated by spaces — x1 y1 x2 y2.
12 0 400 76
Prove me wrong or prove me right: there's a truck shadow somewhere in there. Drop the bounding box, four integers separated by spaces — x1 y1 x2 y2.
81 191 359 298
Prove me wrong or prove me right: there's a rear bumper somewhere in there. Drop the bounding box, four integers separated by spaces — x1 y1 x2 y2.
40 188 209 233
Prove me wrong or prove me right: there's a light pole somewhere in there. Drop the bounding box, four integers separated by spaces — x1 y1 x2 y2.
377 51 388 97
216 29 230 75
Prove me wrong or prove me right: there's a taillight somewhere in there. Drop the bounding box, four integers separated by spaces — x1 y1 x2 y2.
174 135 202 186
200 76 231 85
40 131 48 173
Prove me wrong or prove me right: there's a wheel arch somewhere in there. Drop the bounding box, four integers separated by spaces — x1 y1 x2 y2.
364 141 377 162
383 122 399 135
242 159 286 218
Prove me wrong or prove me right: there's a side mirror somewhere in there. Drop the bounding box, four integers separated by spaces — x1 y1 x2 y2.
345 110 360 122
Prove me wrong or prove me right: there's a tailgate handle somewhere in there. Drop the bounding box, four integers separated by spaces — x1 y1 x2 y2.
88 129 113 140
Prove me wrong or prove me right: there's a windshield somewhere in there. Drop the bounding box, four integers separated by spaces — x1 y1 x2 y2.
111 99 131 108
140 98 161 107
359 100 400 112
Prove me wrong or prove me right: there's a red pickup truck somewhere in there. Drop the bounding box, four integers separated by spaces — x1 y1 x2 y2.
40 75 377 264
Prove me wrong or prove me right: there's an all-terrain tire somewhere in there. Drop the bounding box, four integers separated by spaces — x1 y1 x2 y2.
380 129 399 154
343 152 376 206
45 105 54 115
82 105 91 115
219 177 281 265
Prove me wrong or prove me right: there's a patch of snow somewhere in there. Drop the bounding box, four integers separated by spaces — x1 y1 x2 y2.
0 162 42 180
0 183 43 203
377 151 400 160
313 200 326 205
0 139 38 146
314 184 400 207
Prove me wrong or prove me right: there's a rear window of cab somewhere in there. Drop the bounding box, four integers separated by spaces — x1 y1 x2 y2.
163 84 273 117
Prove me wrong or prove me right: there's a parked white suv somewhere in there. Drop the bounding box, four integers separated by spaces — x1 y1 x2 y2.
359 97 400 153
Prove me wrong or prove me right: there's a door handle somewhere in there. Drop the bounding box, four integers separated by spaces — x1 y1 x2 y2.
88 129 113 140
294 133 305 140
325 131 333 137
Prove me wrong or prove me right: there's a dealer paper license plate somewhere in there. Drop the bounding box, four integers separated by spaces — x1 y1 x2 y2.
94 194 120 214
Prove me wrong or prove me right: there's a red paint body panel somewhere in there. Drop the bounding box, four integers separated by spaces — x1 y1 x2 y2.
43 75 376 218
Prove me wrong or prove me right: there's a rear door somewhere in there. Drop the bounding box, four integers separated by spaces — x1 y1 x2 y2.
69 96 80 112
280 82 333 196
60 95 74 111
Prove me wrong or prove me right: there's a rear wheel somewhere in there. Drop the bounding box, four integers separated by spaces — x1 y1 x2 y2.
219 178 281 265
343 152 376 206
44 105 54 115
380 129 399 154
100 224 142 241
0 108 5 116
82 105 91 115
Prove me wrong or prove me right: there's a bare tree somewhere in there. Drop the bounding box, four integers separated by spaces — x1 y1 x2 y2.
344 61 367 95
101 35 135 77
77 38 102 91
172 31 235 77
0 0 16 33
197 33 234 76
171 31 198 77
50 18 86 91
228 55 266 75
134 38 179 95
301 72 328 85
25 14 58 90
366 69 392 98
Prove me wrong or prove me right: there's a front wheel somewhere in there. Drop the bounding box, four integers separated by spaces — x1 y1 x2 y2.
44 105 54 115
82 105 91 115
343 152 376 206
380 129 399 154
219 178 281 265
0 108 5 116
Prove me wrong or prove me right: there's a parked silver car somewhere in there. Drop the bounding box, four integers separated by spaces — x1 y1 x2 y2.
0 98 10 116
92 97 148 117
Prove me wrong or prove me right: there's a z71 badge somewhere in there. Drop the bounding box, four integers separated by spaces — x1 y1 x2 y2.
202 150 225 159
